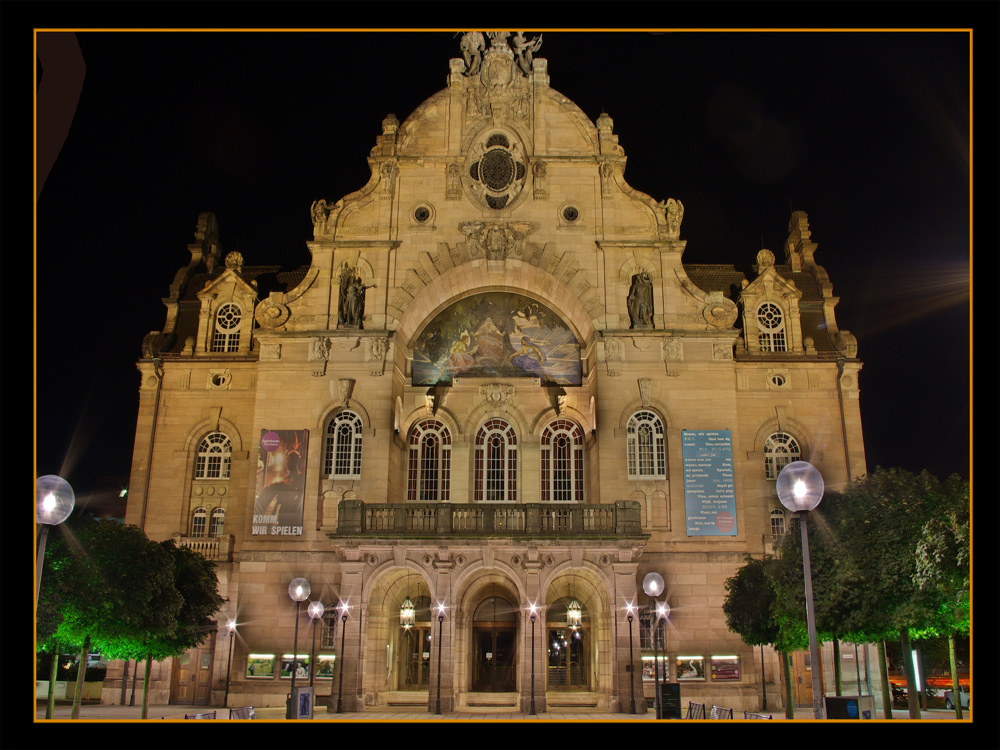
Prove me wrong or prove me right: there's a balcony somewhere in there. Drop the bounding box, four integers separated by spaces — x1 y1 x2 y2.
332 500 646 539
172 533 234 562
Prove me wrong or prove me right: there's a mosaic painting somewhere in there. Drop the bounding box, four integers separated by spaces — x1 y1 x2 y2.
412 292 582 386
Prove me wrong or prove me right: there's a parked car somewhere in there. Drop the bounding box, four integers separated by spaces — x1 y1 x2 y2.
943 686 970 709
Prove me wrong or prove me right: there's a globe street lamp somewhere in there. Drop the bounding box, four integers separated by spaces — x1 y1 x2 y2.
776 460 826 720
287 578 311 719
642 572 666 719
224 619 236 707
434 602 446 715
528 603 538 716
336 600 349 713
36 475 75 611
626 601 637 714
307 600 325 689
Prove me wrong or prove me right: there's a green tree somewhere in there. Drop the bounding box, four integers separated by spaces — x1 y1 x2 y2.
37 515 182 719
722 555 806 718
98 542 224 718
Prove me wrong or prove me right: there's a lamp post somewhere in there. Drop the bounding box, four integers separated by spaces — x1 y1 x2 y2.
287 578 311 719
528 603 538 716
224 619 236 707
626 602 637 714
435 602 445 715
642 573 665 719
776 460 826 720
307 600 324 689
336 601 348 713
36 475 75 611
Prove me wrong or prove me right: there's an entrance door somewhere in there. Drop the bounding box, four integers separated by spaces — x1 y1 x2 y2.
547 627 590 689
473 628 516 692
399 626 432 689
792 650 823 707
171 633 216 705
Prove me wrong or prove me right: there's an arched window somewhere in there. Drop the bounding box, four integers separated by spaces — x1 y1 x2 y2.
191 507 207 537
756 302 787 352
324 410 363 479
541 419 584 503
407 419 452 502
475 419 518 502
195 432 232 479
209 507 226 536
769 508 786 538
211 302 242 352
764 432 801 479
626 411 666 479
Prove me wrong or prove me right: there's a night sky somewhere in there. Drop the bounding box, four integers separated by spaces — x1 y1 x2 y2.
33 26 976 518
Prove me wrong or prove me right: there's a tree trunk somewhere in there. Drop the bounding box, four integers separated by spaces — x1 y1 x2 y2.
141 654 152 720
833 639 842 696
899 629 921 719
949 634 963 719
780 650 794 719
46 641 60 719
877 640 892 719
70 635 90 719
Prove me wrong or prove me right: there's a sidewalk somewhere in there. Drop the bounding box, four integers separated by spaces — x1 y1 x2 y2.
36 700 971 722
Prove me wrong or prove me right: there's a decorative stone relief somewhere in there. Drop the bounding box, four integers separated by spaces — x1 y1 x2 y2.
638 378 651 408
510 32 543 76
702 291 739 328
604 337 624 376
338 378 355 404
662 337 683 361
254 300 290 329
446 163 463 200
532 161 547 199
755 248 776 272
479 383 514 409
599 160 615 197
835 330 858 358
378 160 398 196
460 221 531 260
627 271 654 329
310 199 333 234
309 337 331 362
459 31 486 76
365 337 388 376
713 342 734 360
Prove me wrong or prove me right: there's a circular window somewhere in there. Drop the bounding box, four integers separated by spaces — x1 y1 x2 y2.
563 206 579 222
770 374 786 387
216 303 241 329
480 149 516 191
414 206 431 223
757 303 783 330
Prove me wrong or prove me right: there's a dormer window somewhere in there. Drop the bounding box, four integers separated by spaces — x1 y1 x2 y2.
212 302 242 352
756 302 786 352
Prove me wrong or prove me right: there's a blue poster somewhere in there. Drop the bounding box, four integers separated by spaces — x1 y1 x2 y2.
682 430 737 536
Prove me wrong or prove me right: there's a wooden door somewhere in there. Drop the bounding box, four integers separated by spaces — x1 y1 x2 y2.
171 633 216 705
792 650 824 707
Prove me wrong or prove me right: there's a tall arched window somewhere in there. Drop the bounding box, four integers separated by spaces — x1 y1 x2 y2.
541 419 584 502
474 419 518 502
211 302 242 352
407 419 452 502
324 410 363 479
764 432 801 479
191 507 207 537
195 432 232 479
209 507 226 536
626 411 666 479
756 302 787 352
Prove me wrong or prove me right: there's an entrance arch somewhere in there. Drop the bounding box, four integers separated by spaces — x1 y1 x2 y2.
471 594 517 692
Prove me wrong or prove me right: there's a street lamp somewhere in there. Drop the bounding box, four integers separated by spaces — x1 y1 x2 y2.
776 460 826 720
224 619 236 707
642 572 666 719
336 600 349 713
528 603 538 716
307 600 325 688
435 602 446 715
36 475 75 610
287 577 311 719
626 601 637 714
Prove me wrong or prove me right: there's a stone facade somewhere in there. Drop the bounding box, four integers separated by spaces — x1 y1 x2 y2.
109 33 867 714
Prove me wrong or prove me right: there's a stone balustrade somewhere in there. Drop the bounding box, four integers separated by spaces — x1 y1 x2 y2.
172 533 234 562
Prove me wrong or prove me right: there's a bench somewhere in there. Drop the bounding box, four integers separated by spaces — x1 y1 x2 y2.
184 711 217 719
744 711 772 719
229 706 256 720
709 705 733 719
685 701 705 719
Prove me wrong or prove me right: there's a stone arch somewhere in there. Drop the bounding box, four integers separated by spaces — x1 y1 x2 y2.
183 415 244 453
615 399 674 430
315 399 372 435
752 416 813 457
462 398 531 440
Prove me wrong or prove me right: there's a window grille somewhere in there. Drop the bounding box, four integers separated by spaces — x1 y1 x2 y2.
195 432 232 479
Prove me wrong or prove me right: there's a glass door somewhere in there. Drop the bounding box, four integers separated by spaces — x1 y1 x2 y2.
547 627 589 690
399 626 431 689
473 627 516 692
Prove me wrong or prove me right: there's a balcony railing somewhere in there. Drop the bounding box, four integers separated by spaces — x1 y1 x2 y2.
172 533 234 562
334 500 644 539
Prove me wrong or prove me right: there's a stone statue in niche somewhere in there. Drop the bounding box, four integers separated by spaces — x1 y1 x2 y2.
511 32 543 76
338 264 375 329
627 271 654 329
460 32 486 76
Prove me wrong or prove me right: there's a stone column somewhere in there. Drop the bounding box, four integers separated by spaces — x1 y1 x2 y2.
611 560 647 714
333 559 365 712
428 555 455 713
521 553 545 713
